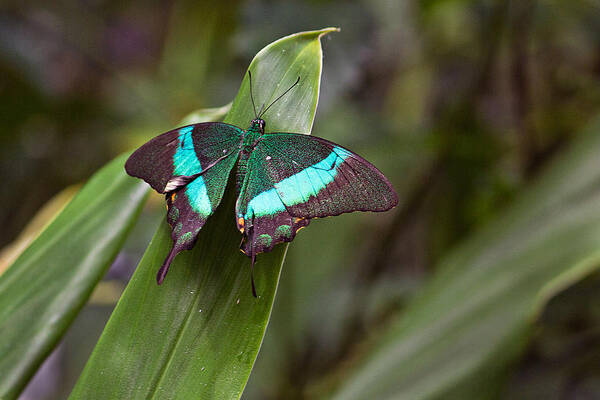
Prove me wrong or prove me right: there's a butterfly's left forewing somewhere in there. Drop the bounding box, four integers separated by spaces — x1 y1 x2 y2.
236 132 398 257
125 122 243 283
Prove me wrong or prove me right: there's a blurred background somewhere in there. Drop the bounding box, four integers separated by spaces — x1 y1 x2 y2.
2 0 600 399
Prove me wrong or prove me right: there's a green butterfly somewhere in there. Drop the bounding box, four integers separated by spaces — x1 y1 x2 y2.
125 73 398 296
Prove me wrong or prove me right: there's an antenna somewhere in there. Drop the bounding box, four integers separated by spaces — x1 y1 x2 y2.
258 76 301 118
248 71 258 118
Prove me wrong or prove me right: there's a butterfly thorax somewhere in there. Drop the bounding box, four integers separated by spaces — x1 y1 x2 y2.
241 119 266 150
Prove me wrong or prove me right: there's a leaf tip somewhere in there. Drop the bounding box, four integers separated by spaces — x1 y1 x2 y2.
312 27 341 40
320 27 341 35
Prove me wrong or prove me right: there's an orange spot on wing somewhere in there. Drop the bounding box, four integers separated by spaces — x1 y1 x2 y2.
170 193 176 202
238 217 245 233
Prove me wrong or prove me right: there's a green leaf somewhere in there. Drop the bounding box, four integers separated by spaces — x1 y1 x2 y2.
330 117 600 399
0 154 149 399
0 185 78 274
70 28 338 400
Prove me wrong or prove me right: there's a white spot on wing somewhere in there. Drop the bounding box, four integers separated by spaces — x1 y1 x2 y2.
164 176 189 192
266 155 271 161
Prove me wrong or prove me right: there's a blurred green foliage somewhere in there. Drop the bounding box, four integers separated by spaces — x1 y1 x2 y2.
1 0 600 399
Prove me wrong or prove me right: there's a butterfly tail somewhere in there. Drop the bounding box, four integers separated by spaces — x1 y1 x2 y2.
250 252 257 298
157 245 178 284
249 221 258 298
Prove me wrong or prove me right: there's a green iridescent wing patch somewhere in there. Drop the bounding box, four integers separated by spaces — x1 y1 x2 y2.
125 122 242 283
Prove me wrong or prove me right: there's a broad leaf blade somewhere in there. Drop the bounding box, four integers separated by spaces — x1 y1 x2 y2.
70 28 337 400
0 154 149 399
331 117 600 399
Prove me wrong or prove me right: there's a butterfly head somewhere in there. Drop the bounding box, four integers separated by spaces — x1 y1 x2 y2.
251 118 266 134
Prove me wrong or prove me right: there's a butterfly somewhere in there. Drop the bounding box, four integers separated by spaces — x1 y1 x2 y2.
125 72 398 296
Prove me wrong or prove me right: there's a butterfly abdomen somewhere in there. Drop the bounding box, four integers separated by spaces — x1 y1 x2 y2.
236 157 249 197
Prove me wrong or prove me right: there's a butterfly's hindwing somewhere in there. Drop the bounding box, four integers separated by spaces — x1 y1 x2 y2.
235 148 310 256
165 151 238 256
